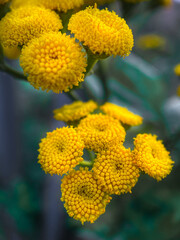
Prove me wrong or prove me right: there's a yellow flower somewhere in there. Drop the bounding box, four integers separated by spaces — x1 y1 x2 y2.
0 6 62 47
174 64 180 76
68 6 134 57
61 168 112 224
11 0 84 12
177 86 180 97
54 100 98 122
38 127 84 175
0 0 9 4
100 102 143 126
2 46 21 60
77 114 126 152
20 32 87 93
133 134 174 181
93 145 140 194
84 0 115 6
137 34 166 50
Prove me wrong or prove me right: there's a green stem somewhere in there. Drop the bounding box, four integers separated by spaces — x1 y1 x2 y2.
65 91 80 101
85 54 98 77
80 160 93 167
0 63 27 80
58 9 73 34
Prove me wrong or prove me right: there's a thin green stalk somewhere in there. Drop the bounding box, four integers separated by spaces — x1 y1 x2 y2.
80 160 93 167
0 63 27 80
65 91 80 101
85 54 98 77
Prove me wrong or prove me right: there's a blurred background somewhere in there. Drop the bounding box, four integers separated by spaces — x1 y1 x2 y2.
0 0 180 239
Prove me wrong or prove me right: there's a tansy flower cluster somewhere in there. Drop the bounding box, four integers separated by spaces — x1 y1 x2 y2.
37 101 174 224
0 4 134 93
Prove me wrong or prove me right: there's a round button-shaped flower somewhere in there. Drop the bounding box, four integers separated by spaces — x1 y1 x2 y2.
61 168 112 224
20 32 87 93
77 114 126 152
11 0 84 12
133 134 174 181
93 145 140 195
100 102 143 126
54 100 98 122
0 6 62 47
68 6 134 57
38 127 84 175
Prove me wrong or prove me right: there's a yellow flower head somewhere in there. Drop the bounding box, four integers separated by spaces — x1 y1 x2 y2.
11 0 84 12
100 102 143 126
68 6 134 57
0 6 62 47
61 168 112 224
133 134 174 181
84 0 115 6
0 0 9 4
174 64 180 76
77 114 126 152
20 32 87 93
54 100 98 122
38 127 84 175
93 145 140 195
137 34 166 50
2 46 21 60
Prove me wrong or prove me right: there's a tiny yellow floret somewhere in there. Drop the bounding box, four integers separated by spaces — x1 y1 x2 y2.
0 6 62 47
38 127 84 175
93 145 140 195
61 168 111 224
11 0 84 12
20 32 87 93
100 102 143 126
54 100 98 122
133 134 174 181
77 114 126 152
174 64 180 77
68 6 134 57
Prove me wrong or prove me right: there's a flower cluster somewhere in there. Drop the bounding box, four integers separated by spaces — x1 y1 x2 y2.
0 4 134 93
37 101 173 224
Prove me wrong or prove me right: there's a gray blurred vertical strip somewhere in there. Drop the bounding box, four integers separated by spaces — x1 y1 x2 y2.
0 72 22 240
0 72 20 186
41 93 72 240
